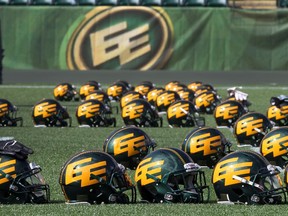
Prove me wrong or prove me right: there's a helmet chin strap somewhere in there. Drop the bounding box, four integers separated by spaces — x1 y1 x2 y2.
232 175 264 191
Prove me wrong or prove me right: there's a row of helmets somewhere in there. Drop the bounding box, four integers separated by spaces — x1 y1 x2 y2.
1 125 288 205
58 126 288 205
2 80 288 146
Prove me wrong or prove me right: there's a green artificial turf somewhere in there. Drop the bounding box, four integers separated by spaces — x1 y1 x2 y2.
0 85 288 215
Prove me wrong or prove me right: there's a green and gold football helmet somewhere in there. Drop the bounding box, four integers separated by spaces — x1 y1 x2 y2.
260 127 288 168
0 99 23 127
135 147 209 203
0 154 50 204
233 112 273 147
167 100 205 127
103 126 156 170
214 100 247 129
32 99 71 127
53 83 78 101
182 127 232 168
121 99 162 127
213 150 287 204
79 81 102 100
76 99 116 127
59 151 136 204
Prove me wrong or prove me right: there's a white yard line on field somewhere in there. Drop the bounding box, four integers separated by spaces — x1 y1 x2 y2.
0 85 288 90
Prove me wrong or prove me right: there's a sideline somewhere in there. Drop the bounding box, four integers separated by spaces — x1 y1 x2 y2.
0 85 288 90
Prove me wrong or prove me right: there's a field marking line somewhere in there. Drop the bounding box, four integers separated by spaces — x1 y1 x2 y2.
0 85 288 90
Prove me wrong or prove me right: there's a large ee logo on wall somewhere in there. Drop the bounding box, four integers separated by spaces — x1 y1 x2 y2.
66 7 174 70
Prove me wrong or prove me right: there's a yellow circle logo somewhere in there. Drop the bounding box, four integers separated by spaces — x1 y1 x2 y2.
66 7 174 71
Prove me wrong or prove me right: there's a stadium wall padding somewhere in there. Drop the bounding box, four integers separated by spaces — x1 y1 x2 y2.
1 7 288 71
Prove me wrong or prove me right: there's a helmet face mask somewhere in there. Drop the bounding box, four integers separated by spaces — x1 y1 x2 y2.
32 99 71 127
76 99 116 127
59 151 136 204
135 148 209 203
213 151 287 205
0 155 50 204
0 99 23 127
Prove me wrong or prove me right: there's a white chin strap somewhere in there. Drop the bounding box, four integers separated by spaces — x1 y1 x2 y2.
232 175 264 191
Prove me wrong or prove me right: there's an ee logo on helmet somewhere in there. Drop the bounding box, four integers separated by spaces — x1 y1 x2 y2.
122 103 144 119
195 93 214 107
215 103 239 120
213 157 252 186
236 117 264 136
135 157 164 186
189 133 221 156
0 159 16 184
157 93 176 107
113 133 146 157
0 103 8 117
34 102 57 118
168 102 189 119
54 85 68 97
261 133 288 157
107 85 123 98
77 102 100 118
65 158 107 187
66 7 173 70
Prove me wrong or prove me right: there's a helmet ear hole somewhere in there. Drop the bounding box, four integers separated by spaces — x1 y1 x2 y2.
232 188 244 196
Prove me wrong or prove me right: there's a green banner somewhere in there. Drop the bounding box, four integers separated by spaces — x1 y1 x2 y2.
1 6 288 71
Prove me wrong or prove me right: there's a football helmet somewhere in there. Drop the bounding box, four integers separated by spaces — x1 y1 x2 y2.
165 81 180 91
170 83 188 93
167 100 205 127
135 147 209 203
59 151 136 204
53 83 78 101
32 99 71 127
177 89 195 102
79 81 102 100
147 87 165 106
187 81 203 92
0 99 23 127
134 81 155 96
121 99 162 127
85 90 118 114
194 84 215 97
181 127 232 168
76 99 116 127
120 91 145 109
233 112 273 147
212 150 287 204
103 126 157 170
214 100 247 129
156 90 181 113
260 127 288 168
0 154 50 204
267 103 288 127
193 91 221 114
107 82 129 101
113 80 134 91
